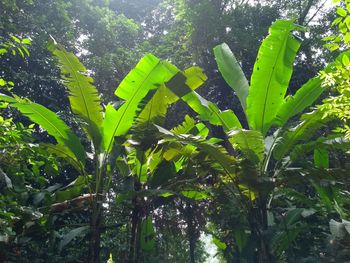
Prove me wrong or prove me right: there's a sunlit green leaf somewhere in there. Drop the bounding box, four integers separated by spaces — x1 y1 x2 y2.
246 20 302 135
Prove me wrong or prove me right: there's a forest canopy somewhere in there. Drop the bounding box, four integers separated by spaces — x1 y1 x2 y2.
1 0 350 262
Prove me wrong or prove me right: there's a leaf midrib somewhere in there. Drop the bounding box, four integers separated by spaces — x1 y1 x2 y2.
259 31 290 134
22 103 67 140
106 60 162 153
60 50 94 123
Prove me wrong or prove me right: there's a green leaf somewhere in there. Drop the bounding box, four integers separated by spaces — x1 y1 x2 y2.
274 50 350 126
0 79 7 86
21 38 31 45
21 46 30 57
342 54 350 66
344 32 350 44
212 237 227 250
42 144 83 173
0 49 7 55
171 115 196 134
345 16 350 29
107 253 115 263
165 72 242 130
10 35 20 43
157 126 236 176
137 66 206 125
171 115 209 138
140 216 155 251
246 20 302 135
0 94 16 102
274 78 323 126
228 129 264 163
133 149 148 183
149 160 176 188
214 43 249 111
102 54 178 152
290 135 350 161
314 149 329 169
49 42 103 149
0 94 85 165
54 176 88 203
273 110 327 161
180 190 209 200
115 54 177 100
162 116 209 161
337 7 347 17
272 225 303 256
17 47 24 58
59 226 89 252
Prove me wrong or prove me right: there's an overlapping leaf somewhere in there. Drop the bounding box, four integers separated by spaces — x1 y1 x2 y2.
228 129 264 164
42 143 83 173
157 125 236 176
273 110 329 160
165 72 242 131
137 66 206 125
290 135 350 161
102 54 178 152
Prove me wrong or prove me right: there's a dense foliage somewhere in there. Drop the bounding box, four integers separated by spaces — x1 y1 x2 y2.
1 0 350 263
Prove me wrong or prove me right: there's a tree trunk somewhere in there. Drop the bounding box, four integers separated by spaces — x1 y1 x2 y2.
129 203 141 263
128 180 143 263
257 197 275 263
89 196 103 263
186 205 196 263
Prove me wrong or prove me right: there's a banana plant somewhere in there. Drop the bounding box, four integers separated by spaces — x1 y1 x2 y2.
0 38 207 262
155 19 350 262
114 114 214 262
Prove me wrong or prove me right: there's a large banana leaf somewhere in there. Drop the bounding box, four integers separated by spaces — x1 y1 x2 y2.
171 115 196 134
165 72 242 130
273 78 323 126
163 115 210 161
171 115 209 138
137 66 206 125
102 54 178 152
214 43 249 111
42 143 84 173
246 20 302 135
273 110 328 161
228 129 264 164
157 125 236 176
274 50 350 126
290 135 350 161
0 94 85 164
49 41 103 148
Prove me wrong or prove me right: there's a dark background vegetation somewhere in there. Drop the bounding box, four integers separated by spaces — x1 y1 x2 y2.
1 1 349 262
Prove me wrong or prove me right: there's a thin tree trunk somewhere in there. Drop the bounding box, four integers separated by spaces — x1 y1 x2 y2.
89 166 104 263
89 196 103 263
186 205 196 263
129 203 141 263
128 180 142 263
298 0 315 25
257 197 275 263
